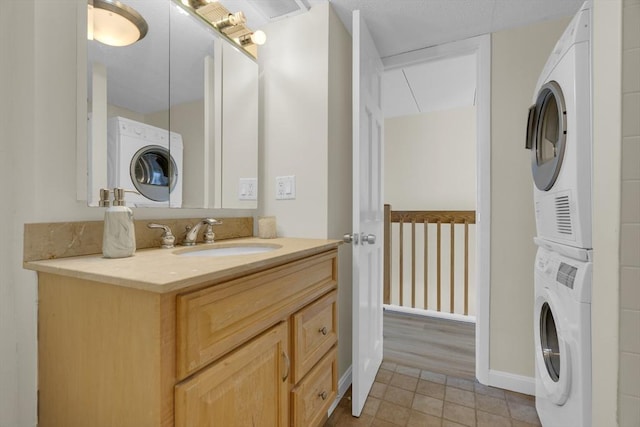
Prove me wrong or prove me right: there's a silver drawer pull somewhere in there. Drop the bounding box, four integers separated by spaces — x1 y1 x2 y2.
319 326 328 336
318 391 328 400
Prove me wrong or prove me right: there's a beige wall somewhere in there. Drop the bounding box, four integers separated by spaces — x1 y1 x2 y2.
259 3 353 380
0 1 33 424
592 0 623 424
385 107 477 210
619 0 640 425
259 5 329 238
327 3 354 379
490 18 570 378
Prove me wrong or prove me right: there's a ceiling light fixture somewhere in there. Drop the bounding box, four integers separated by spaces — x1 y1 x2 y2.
236 30 267 47
213 11 246 29
87 0 148 47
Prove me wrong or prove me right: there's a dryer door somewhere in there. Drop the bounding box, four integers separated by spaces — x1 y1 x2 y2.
534 290 571 405
526 81 567 191
130 145 178 202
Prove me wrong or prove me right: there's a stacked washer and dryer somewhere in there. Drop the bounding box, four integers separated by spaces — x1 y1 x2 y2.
107 116 184 208
525 2 592 426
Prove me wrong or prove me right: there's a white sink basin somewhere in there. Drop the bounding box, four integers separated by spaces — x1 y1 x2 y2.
176 244 281 257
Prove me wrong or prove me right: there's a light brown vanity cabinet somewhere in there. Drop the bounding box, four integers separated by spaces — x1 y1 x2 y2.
35 247 338 427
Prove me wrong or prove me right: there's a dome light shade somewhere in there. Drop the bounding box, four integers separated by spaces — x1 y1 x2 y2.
88 0 148 47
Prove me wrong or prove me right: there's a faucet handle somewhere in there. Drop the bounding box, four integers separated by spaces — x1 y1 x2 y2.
203 218 223 244
147 223 176 249
203 218 223 226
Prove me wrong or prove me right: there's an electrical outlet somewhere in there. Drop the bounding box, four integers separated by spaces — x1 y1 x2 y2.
238 178 258 200
275 175 295 200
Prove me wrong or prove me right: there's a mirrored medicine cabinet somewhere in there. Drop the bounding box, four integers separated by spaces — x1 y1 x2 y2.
79 0 258 209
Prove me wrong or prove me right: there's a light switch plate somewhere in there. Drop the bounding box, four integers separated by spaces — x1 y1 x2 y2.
275 175 296 200
238 178 258 200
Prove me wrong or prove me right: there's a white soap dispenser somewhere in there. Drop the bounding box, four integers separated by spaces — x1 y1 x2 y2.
102 188 136 258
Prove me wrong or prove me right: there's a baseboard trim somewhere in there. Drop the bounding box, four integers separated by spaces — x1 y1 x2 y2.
488 369 535 396
328 365 353 416
384 304 476 323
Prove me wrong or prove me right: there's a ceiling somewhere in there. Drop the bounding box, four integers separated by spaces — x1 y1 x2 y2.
383 52 477 118
222 0 584 59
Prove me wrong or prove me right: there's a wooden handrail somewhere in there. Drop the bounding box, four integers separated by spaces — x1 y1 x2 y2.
390 210 476 224
383 204 476 316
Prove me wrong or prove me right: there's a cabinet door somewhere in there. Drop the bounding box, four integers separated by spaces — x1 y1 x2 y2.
175 322 289 427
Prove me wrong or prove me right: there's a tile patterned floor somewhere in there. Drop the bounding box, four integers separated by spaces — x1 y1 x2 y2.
324 361 541 427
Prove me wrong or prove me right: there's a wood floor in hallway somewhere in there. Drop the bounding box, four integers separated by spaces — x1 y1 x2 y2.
382 309 476 380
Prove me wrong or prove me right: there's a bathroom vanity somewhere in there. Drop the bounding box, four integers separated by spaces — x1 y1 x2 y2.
25 238 339 427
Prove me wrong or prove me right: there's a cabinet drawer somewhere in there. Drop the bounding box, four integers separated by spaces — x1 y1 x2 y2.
176 251 337 379
292 290 337 382
291 347 337 427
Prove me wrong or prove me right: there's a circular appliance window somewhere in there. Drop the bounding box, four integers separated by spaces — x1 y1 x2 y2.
130 145 178 202
539 302 561 382
531 81 567 191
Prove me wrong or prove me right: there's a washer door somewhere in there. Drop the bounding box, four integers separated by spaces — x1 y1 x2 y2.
130 145 178 202
534 289 571 405
526 81 567 191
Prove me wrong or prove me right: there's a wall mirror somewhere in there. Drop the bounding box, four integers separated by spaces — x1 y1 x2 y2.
84 0 258 209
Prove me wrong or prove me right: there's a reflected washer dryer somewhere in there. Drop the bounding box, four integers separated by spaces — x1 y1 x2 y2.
526 1 592 251
533 242 591 427
107 116 183 207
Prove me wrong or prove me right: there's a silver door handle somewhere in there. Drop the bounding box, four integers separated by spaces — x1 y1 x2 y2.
343 233 359 244
361 233 376 244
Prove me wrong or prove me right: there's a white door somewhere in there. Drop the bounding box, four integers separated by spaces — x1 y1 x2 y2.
349 9 385 417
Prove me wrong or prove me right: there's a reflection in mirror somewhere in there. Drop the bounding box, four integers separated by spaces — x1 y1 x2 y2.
87 0 218 208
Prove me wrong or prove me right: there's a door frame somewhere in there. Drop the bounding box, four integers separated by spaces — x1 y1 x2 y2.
382 34 491 384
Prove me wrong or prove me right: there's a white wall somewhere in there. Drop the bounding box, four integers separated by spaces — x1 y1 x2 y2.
259 2 353 380
490 18 570 379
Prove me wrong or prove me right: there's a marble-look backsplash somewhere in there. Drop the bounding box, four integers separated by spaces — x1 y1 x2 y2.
24 217 253 262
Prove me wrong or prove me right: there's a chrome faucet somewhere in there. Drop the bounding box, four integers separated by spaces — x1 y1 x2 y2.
182 218 222 246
